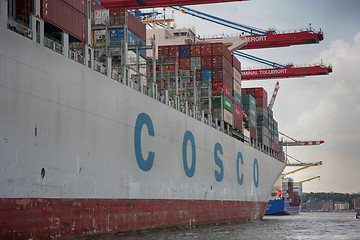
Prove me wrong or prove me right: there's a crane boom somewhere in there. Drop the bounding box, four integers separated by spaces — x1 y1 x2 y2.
284 161 322 176
171 6 323 49
293 176 320 185
241 30 323 50
268 82 279 110
99 0 245 9
281 140 325 146
241 64 332 80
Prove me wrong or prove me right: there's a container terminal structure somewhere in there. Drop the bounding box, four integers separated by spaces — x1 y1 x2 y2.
0 0 332 239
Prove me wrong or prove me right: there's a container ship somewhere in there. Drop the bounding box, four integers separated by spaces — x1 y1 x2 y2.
265 177 300 215
0 0 285 239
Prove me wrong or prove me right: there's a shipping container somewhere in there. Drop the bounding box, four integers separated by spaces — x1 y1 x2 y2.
233 67 241 83
15 0 34 25
42 0 87 42
190 57 201 70
190 44 201 56
211 42 232 63
212 55 232 74
257 115 269 128
232 55 241 72
255 96 267 107
93 9 109 25
245 116 257 129
256 107 268 117
258 135 269 146
201 56 213 69
234 115 243 132
233 79 241 96
241 94 256 107
127 12 146 41
64 0 86 16
233 104 242 119
212 69 232 87
233 91 241 107
179 57 190 70
257 126 269 138
212 95 233 113
179 44 191 58
201 69 212 82
249 126 257 139
212 108 233 126
212 82 232 100
200 43 212 56
168 45 179 57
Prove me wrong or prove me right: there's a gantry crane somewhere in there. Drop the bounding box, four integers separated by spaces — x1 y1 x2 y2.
241 64 332 81
293 176 320 186
279 131 325 147
284 161 322 176
171 6 324 49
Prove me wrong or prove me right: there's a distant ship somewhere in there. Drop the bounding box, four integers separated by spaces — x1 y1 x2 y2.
0 1 285 239
265 177 300 215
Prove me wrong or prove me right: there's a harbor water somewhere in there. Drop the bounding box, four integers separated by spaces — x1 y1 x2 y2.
82 212 360 240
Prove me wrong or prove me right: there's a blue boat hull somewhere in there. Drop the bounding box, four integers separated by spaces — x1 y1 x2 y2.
265 199 299 215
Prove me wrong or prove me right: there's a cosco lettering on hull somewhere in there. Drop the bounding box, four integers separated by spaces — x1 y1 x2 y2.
134 113 259 187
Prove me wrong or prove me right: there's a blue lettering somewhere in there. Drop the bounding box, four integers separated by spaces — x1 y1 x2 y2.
237 152 244 185
253 158 259 187
214 143 224 182
182 131 196 177
134 113 155 171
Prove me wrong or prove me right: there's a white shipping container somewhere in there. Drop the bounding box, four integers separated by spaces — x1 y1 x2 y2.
233 67 241 83
223 108 233 126
233 79 241 96
94 9 109 25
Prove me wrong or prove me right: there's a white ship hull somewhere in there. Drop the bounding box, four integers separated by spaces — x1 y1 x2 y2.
0 21 285 239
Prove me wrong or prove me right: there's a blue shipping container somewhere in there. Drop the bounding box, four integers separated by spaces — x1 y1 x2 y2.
179 44 191 58
233 91 241 107
201 69 212 82
257 115 269 128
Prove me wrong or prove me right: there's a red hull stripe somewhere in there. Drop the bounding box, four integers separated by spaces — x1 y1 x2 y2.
0 198 267 239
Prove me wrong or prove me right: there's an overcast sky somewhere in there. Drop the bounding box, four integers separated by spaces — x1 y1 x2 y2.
167 0 360 193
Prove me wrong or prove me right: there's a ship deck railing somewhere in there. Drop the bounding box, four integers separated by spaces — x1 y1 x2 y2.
6 19 284 163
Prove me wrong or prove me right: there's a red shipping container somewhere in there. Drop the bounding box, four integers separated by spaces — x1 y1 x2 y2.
200 43 212 56
16 0 34 24
189 69 201 82
255 96 267 107
232 55 241 72
254 87 268 99
201 56 212 69
212 82 232 100
168 45 179 57
249 126 257 140
42 0 87 42
179 57 190 70
241 88 255 96
212 69 232 87
212 55 232 74
233 104 242 118
211 43 232 63
109 8 126 25
190 44 201 57
64 0 86 16
127 12 146 41
234 115 243 132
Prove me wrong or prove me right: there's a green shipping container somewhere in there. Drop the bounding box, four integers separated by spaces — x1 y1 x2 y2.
213 96 233 113
241 94 256 107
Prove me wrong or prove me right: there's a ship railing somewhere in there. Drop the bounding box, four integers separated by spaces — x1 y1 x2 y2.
7 18 33 40
111 69 121 82
94 60 107 75
44 37 63 54
68 49 85 65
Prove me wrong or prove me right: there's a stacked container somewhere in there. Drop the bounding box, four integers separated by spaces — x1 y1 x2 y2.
241 94 257 139
232 55 242 131
156 43 235 126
